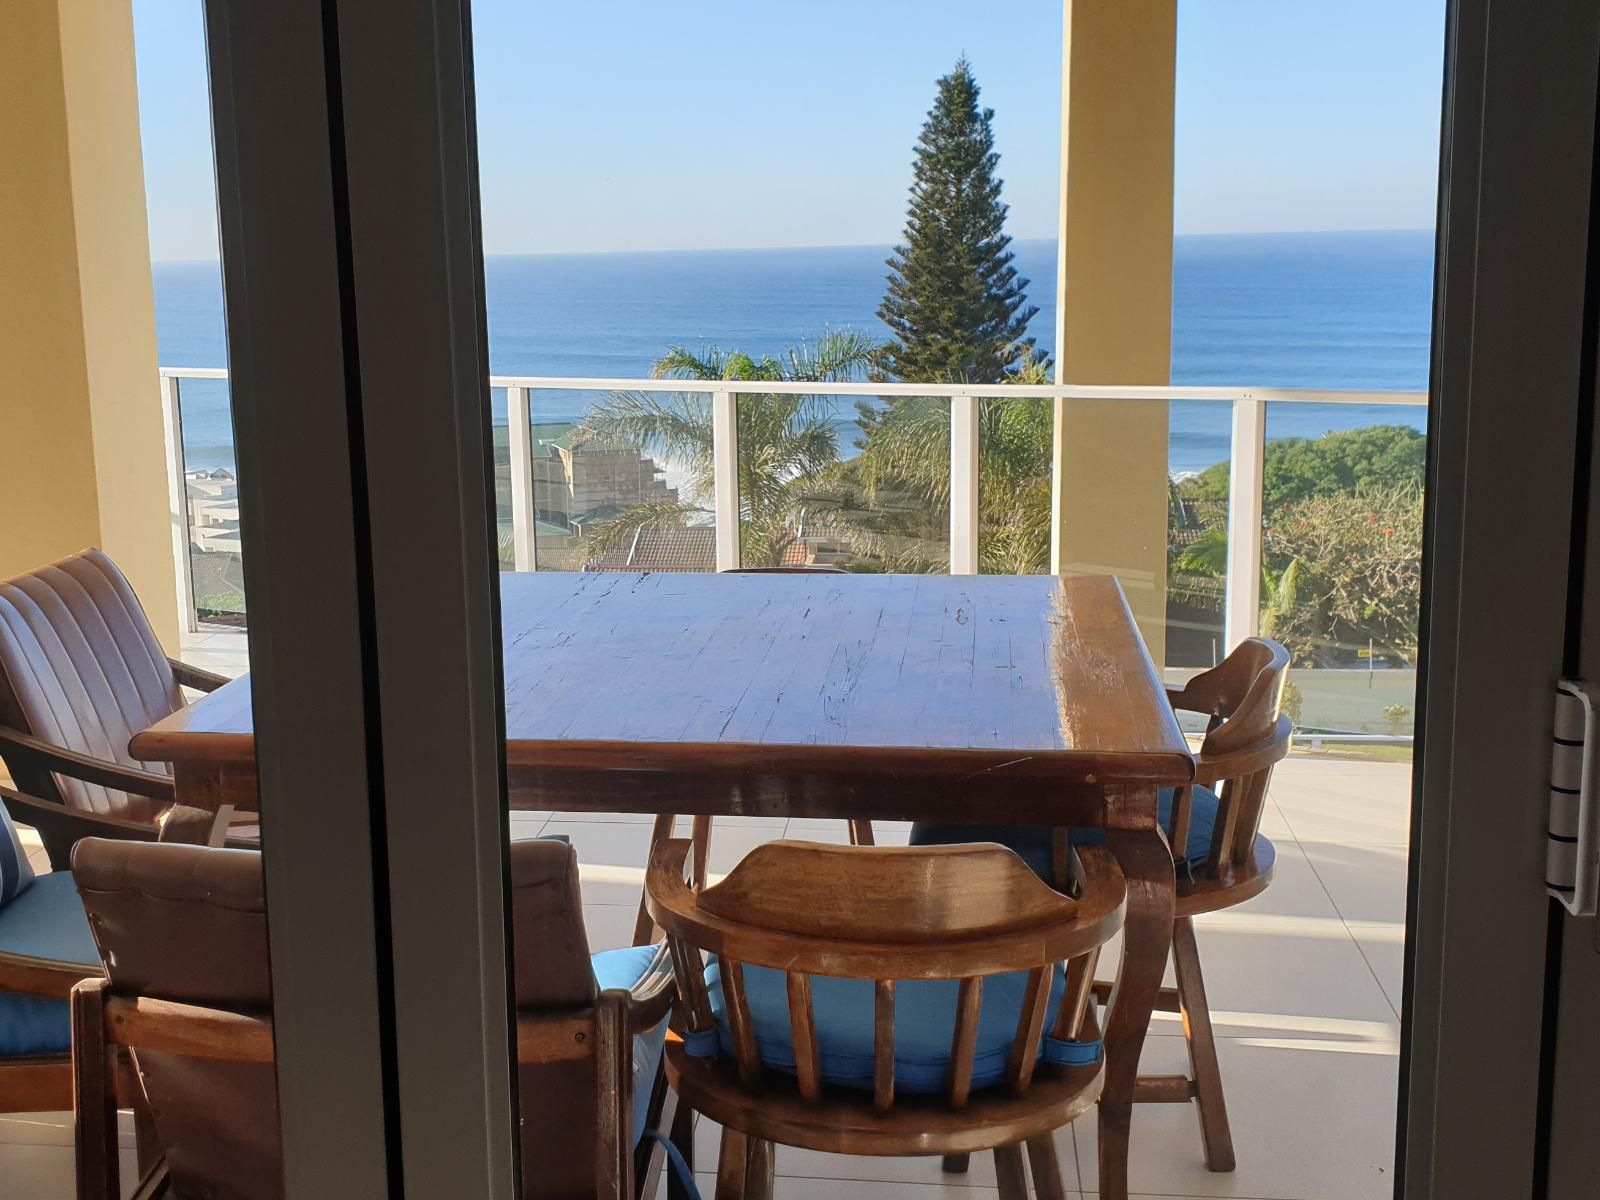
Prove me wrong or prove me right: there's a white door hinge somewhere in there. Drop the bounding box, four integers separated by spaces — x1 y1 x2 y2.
1548 679 1600 915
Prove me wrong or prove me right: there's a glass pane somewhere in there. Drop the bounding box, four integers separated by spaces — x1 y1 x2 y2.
536 384 707 572
978 396 1052 575
1166 400 1232 670
489 386 515 569
1262 402 1426 750
736 392 951 573
176 376 246 628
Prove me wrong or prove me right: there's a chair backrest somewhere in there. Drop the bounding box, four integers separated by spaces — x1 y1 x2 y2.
1166 637 1292 872
74 839 276 1200
647 837 1123 1112
0 550 180 822
73 837 649 1200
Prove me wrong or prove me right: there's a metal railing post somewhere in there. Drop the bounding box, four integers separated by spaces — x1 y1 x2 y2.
159 372 198 634
950 394 979 574
505 385 537 571
1224 396 1267 650
712 388 741 570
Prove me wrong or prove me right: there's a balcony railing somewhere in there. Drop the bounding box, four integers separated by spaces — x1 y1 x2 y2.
158 367 1427 722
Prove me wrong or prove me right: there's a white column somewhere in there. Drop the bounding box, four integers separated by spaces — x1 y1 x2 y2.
159 373 196 633
949 395 980 574
712 389 741 570
505 386 536 571
1224 397 1267 650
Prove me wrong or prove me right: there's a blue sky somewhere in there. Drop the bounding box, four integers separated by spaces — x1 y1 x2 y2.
133 0 1446 262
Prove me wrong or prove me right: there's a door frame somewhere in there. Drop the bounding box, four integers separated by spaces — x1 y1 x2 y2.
203 0 517 1193
1403 1 1600 1196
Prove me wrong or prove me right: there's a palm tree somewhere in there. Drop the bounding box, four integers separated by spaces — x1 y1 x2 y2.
850 346 1055 573
1172 528 1302 641
578 331 884 568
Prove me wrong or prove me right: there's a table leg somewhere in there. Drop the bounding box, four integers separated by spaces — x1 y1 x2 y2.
1099 827 1175 1200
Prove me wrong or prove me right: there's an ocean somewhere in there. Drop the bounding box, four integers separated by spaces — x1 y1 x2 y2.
154 230 1434 475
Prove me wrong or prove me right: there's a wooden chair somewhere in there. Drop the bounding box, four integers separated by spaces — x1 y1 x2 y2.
911 637 1292 1173
645 836 1125 1199
70 836 683 1200
0 776 156 1136
0 549 252 867
0 551 247 1121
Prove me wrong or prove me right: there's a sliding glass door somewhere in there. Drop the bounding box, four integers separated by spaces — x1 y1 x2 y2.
186 1 1600 1197
1404 1 1600 1197
201 0 515 1192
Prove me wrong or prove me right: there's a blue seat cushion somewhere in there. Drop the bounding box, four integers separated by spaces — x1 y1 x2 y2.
699 959 1098 1094
591 943 669 1147
909 785 1221 880
0 872 99 1058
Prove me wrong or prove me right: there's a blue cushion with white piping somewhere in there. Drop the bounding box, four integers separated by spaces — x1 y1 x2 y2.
0 872 101 1058
908 785 1221 880
591 943 669 1147
693 959 1100 1094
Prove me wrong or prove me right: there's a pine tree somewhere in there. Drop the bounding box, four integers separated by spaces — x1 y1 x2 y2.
878 58 1040 384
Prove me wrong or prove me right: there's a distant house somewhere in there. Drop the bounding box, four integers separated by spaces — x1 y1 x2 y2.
586 525 816 573
528 425 677 530
185 468 242 554
586 526 716 573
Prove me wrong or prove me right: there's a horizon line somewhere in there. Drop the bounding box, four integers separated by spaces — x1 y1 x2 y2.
152 226 1434 267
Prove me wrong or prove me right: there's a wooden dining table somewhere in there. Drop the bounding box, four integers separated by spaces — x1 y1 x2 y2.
131 570 1192 1200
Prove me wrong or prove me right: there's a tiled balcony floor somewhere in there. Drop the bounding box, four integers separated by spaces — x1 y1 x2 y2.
2 635 1412 1199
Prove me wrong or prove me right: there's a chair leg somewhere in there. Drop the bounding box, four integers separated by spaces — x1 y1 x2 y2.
666 1101 696 1200
848 820 875 846
72 981 120 1200
940 1153 971 1174
634 814 678 945
744 1137 775 1200
993 1143 1029 1200
715 1126 750 1200
691 815 713 889
1025 1132 1068 1200
1172 915 1236 1172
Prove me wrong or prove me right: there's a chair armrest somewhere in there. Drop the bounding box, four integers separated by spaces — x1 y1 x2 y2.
1 784 161 845
168 657 231 693
621 942 677 1033
0 725 176 800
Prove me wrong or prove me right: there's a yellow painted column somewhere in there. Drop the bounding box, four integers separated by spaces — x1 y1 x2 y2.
1051 0 1176 666
0 0 179 648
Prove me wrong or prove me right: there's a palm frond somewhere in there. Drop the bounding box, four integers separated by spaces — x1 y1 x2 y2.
577 391 716 499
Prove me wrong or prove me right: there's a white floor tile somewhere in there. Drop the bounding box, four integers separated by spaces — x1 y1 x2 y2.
1178 906 1401 1041
0 1143 76 1199
1269 769 1412 846
702 824 790 877
693 1117 1076 1192
0 1141 141 1199
1075 1037 1400 1200
688 1173 1011 1198
583 903 645 952
544 810 661 824
1345 922 1405 1018
0 1110 134 1149
1298 843 1410 926
508 815 552 841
